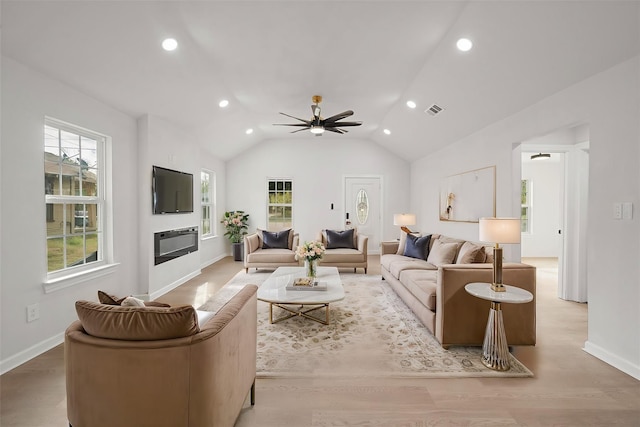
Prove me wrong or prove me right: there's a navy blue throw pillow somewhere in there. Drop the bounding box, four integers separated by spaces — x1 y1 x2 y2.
325 229 355 249
262 229 290 249
403 234 431 260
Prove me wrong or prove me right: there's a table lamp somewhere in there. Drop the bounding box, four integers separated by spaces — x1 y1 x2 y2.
393 213 416 234
479 217 521 292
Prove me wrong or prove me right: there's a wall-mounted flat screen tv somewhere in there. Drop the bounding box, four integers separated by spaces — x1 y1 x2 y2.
152 166 194 214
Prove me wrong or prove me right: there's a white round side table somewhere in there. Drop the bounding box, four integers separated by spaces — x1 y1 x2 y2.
465 282 534 371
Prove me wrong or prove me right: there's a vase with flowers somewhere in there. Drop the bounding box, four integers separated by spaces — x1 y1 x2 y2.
221 211 250 261
295 240 326 278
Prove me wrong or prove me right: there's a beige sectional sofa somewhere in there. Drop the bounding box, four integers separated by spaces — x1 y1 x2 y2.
381 233 536 348
244 229 300 273
316 228 368 273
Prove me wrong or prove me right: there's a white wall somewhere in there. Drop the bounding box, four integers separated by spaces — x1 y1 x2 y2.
0 59 230 372
226 138 411 245
411 56 640 379
0 57 139 371
521 157 562 257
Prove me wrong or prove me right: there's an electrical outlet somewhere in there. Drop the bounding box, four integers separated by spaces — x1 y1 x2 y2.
26 303 40 322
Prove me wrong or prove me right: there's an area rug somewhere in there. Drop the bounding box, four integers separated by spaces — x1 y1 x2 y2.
198 271 533 379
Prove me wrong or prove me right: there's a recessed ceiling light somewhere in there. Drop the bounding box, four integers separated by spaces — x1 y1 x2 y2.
245 128 253 135
162 38 178 51
383 129 391 135
406 101 417 109
456 38 473 52
219 99 229 108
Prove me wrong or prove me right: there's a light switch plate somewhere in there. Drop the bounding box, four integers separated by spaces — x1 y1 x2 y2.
622 202 633 220
613 203 622 219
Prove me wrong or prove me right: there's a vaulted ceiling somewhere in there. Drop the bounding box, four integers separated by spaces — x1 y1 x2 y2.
2 1 639 161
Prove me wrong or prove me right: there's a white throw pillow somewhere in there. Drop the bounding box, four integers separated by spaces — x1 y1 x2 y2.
426 239 459 265
121 296 146 307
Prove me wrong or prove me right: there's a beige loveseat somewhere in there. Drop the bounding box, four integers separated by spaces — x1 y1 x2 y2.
381 233 536 348
244 229 300 273
316 228 368 273
65 285 258 427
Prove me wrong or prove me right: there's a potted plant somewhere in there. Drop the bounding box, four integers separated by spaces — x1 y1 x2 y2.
221 210 250 261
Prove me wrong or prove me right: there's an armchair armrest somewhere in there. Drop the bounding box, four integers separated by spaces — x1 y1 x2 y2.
244 233 260 258
357 234 368 256
291 233 300 250
380 241 399 255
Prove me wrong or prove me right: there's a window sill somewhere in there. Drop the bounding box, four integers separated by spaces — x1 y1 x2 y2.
201 234 218 241
42 263 120 294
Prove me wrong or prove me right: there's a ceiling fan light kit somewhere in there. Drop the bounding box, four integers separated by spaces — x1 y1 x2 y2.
273 95 362 136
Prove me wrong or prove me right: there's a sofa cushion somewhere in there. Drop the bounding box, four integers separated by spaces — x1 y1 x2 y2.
325 229 355 249
403 234 431 260
321 248 365 263
387 258 436 280
456 241 483 264
262 229 291 249
75 301 199 341
398 269 438 311
245 248 296 263
426 239 460 265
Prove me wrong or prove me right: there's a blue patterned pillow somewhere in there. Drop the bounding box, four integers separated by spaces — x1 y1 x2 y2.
403 234 431 260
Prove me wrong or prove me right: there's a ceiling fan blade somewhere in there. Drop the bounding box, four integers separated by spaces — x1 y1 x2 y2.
290 128 310 134
325 121 362 127
279 112 311 124
325 127 345 134
324 110 354 123
273 123 310 127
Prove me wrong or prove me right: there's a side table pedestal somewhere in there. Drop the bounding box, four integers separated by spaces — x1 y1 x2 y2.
465 282 534 371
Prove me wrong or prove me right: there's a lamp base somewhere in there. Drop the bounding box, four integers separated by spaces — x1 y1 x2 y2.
491 282 506 292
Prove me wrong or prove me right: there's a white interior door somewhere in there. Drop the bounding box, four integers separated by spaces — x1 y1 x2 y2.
344 176 382 254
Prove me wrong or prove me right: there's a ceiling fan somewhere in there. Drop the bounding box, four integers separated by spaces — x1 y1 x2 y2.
273 95 362 136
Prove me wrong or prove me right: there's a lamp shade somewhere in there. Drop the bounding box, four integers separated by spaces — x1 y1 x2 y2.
479 217 521 244
393 213 416 226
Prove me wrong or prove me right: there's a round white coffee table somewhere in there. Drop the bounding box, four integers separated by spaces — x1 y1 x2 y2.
465 282 533 371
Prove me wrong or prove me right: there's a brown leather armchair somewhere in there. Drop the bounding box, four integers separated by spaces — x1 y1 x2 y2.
65 285 258 427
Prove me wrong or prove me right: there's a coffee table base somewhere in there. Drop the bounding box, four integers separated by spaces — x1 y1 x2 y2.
268 302 331 325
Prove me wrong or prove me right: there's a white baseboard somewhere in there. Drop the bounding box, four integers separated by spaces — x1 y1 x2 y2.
149 269 201 300
200 253 227 270
1 332 64 375
583 340 640 380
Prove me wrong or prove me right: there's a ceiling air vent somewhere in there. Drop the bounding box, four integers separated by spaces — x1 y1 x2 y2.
425 104 444 117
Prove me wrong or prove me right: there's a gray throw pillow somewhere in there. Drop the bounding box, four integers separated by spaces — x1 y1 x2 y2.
403 234 431 260
326 229 355 249
262 229 291 249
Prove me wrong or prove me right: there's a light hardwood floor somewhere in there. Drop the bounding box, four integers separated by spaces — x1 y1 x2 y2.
1 256 638 426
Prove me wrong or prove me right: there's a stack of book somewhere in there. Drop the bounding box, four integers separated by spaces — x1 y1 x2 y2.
285 277 327 291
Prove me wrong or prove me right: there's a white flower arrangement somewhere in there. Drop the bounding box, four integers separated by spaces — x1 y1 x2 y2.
295 240 326 261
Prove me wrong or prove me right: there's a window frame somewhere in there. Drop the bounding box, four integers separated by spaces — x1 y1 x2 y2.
266 178 293 231
200 169 216 239
43 117 116 292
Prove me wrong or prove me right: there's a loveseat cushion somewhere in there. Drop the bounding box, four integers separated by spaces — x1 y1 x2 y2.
75 301 199 341
325 229 355 249
321 248 365 263
245 248 296 263
398 269 438 311
261 229 291 249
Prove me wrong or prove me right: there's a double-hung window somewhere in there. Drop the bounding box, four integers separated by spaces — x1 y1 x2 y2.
201 170 216 238
267 179 293 231
44 118 107 279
